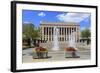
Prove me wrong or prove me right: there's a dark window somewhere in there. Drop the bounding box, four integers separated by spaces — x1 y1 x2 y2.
74 27 76 31
52 27 53 35
62 37 64 41
59 27 61 35
67 28 68 35
47 27 48 35
65 28 66 35
49 27 51 35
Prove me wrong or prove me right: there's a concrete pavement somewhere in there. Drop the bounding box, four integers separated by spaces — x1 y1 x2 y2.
22 48 90 63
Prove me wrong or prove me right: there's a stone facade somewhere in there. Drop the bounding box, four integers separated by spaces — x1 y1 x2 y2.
40 22 80 43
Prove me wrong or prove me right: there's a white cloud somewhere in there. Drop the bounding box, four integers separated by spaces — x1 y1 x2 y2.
56 13 90 23
38 12 46 17
23 21 32 24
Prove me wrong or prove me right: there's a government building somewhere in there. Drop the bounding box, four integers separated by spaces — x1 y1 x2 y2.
22 22 81 50
40 22 80 43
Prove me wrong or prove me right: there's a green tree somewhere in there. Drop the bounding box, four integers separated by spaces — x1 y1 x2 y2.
32 29 40 39
23 23 35 39
23 23 40 46
81 28 91 38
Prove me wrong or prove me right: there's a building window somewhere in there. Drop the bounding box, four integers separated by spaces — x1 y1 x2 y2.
52 27 53 35
59 37 61 41
49 27 51 35
65 28 66 35
59 27 61 35
72 28 73 32
47 27 48 35
67 28 68 35
74 27 76 31
62 37 64 41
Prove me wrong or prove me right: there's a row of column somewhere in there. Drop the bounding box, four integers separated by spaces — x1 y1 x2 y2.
41 26 79 42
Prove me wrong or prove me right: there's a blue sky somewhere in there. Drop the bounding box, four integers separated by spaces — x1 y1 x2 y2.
22 10 91 31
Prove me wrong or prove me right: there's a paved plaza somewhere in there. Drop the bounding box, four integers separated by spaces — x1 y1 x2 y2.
22 48 90 63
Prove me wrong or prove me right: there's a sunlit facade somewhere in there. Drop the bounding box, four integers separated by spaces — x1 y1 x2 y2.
40 22 80 42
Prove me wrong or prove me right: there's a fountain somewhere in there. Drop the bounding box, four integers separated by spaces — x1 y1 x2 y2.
68 31 77 50
52 27 59 51
65 31 80 58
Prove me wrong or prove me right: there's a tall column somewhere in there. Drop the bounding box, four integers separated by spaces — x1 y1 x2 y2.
50 27 52 42
68 27 70 41
62 27 63 41
46 27 48 41
59 27 61 41
74 27 76 42
43 27 45 41
71 27 72 41
75 27 77 42
70 27 71 41
52 27 53 41
64 28 66 41
45 27 46 41
65 28 66 41
67 28 68 41
40 27 42 41
44 27 46 41
42 27 43 41
49 27 51 41
64 27 66 41
71 27 72 42
61 27 62 41
48 27 49 42
66 27 67 41
62 27 64 41
69 28 71 41
68 28 69 41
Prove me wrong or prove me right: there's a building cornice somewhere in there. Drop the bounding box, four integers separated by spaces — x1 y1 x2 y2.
40 22 80 26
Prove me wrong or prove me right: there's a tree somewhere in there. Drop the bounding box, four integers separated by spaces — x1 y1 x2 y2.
81 28 91 38
32 29 40 39
23 23 34 38
23 23 40 46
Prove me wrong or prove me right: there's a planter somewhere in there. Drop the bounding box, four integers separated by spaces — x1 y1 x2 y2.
33 47 48 59
65 47 80 58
